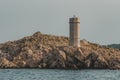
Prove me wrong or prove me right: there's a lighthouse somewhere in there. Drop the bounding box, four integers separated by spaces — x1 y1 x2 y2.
69 16 80 47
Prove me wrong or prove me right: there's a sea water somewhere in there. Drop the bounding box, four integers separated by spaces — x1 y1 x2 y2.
0 69 119 80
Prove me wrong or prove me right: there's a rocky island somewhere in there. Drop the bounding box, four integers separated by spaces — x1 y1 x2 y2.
0 32 120 69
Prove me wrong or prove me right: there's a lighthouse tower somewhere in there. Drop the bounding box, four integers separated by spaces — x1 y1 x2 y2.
69 16 80 47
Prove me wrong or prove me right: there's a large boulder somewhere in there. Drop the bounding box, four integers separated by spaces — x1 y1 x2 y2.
0 58 16 68
41 49 66 68
94 55 108 69
85 52 98 68
13 47 43 67
73 48 85 61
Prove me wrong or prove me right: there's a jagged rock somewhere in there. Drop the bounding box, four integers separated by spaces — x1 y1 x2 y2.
94 55 108 69
85 52 98 68
85 60 91 68
33 31 42 36
0 32 120 69
0 58 16 68
13 47 43 67
58 50 66 60
80 39 89 46
42 49 66 68
74 48 85 61
41 63 47 68
67 56 73 62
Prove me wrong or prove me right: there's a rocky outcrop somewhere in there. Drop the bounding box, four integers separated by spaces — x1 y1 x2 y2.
0 32 120 69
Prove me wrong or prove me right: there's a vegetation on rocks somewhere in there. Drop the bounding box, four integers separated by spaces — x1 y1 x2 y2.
108 44 120 49
0 31 120 69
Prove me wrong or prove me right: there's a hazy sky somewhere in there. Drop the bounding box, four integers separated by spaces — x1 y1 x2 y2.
0 0 120 45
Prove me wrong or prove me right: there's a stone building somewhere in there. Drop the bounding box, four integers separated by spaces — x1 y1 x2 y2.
69 16 80 47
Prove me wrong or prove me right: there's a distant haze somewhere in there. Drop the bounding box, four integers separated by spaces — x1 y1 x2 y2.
0 0 120 45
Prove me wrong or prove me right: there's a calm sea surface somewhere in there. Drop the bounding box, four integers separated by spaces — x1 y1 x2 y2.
0 69 119 80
